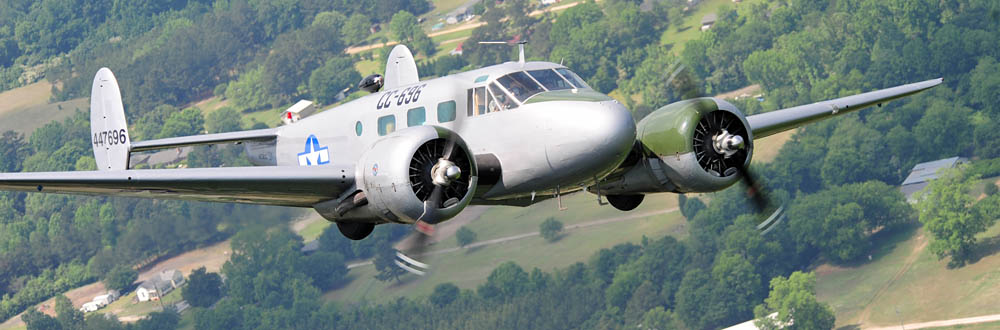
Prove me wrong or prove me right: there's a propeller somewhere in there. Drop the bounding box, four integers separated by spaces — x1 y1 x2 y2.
663 60 785 233
394 105 471 276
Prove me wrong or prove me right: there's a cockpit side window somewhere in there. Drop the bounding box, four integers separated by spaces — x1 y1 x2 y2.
488 83 517 111
467 87 487 116
528 69 574 91
497 72 545 102
555 68 590 89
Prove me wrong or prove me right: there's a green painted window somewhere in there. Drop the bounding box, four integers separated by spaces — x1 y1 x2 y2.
407 107 426 127
355 121 363 136
378 115 395 136
437 101 456 122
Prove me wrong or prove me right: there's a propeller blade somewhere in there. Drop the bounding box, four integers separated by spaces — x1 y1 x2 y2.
736 163 768 212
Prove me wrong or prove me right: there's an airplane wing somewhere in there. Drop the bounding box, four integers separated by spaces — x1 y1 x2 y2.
0 165 354 207
747 78 942 138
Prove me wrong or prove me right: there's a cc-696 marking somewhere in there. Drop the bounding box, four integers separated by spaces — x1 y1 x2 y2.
376 84 426 110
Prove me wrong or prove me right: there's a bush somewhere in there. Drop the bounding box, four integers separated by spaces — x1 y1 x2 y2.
456 227 477 247
182 267 223 308
104 264 137 292
986 182 998 196
540 218 564 242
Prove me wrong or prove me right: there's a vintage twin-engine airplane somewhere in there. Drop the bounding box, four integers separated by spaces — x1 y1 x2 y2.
0 45 939 242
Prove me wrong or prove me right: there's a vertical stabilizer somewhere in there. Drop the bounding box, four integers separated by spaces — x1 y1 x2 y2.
383 45 420 89
90 68 131 171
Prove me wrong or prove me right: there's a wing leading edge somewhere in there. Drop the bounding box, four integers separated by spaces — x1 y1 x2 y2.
0 166 354 207
747 78 942 139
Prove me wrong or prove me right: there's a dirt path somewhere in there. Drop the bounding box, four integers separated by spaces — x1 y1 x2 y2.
348 207 678 269
857 234 929 326
867 313 1000 330
713 84 761 100
0 239 233 329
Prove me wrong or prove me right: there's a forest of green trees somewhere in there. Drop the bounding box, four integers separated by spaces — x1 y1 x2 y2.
4 0 1000 329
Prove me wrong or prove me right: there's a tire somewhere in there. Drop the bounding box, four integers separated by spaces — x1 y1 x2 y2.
336 222 375 240
606 194 644 211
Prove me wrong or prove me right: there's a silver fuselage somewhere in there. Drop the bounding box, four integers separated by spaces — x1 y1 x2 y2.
271 61 636 205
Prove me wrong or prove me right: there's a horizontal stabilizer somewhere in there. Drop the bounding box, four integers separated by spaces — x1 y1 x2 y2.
130 128 278 152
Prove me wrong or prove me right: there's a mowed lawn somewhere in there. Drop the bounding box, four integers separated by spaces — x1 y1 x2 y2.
0 80 52 116
323 191 686 304
817 219 1000 329
660 0 736 54
0 80 87 135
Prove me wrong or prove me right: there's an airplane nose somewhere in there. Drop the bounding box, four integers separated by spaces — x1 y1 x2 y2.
544 100 636 183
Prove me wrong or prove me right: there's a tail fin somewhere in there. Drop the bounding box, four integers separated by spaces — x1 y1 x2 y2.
383 45 419 90
90 68 131 171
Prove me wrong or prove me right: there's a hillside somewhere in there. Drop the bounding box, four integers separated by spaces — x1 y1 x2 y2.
818 213 1000 329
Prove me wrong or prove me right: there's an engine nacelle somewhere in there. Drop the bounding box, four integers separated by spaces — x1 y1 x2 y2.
354 126 477 224
633 98 753 193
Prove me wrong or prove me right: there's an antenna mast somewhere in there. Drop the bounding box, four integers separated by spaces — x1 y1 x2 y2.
478 40 528 65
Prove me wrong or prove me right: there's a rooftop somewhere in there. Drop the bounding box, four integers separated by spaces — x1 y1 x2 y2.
901 157 966 186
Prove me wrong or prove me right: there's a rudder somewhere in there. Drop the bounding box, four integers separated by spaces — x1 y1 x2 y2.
90 68 131 171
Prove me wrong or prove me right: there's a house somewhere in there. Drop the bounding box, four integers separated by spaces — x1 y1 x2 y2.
450 43 464 56
900 156 968 203
301 240 321 255
701 13 718 31
281 100 316 125
137 269 185 302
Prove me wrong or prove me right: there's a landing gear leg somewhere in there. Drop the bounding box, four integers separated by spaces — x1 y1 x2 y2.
337 222 375 240
607 194 644 211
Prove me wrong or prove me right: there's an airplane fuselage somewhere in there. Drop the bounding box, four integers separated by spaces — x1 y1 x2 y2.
267 61 636 206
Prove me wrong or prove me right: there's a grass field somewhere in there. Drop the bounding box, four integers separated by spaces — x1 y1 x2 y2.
0 97 86 134
0 80 86 135
660 0 735 54
297 217 330 242
322 191 685 304
818 219 1000 329
0 80 52 116
752 129 795 164
102 288 183 321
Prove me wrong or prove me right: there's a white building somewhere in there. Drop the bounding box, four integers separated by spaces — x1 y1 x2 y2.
79 290 120 313
281 100 317 125
137 269 185 302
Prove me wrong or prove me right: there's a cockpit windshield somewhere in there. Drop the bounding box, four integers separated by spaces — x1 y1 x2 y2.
555 68 589 89
497 72 546 102
527 69 574 91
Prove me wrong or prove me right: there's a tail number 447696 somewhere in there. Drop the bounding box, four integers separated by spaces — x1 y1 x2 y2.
93 129 127 147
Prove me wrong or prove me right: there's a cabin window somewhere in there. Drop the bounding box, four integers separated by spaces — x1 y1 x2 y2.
437 101 457 122
407 107 426 127
497 72 545 102
528 69 574 91
488 83 517 111
377 115 395 136
555 68 590 89
355 121 363 136
467 87 487 116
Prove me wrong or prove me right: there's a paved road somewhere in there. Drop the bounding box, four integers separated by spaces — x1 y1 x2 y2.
347 207 678 269
867 313 1000 330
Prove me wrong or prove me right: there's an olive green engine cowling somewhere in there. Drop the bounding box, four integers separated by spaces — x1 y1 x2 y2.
635 98 753 193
